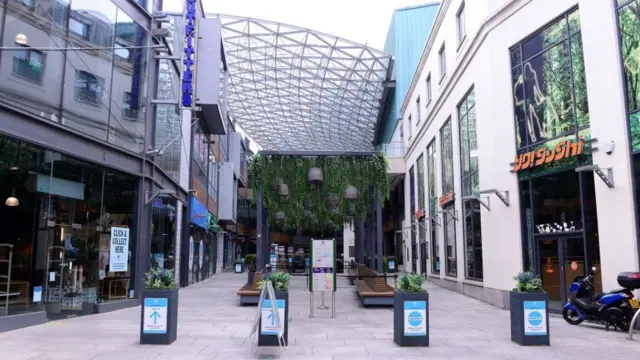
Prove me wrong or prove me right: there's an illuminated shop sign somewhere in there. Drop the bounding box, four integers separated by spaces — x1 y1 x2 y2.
182 0 196 108
439 192 454 207
512 138 584 173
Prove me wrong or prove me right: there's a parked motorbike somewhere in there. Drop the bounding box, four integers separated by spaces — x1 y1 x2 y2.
562 267 640 331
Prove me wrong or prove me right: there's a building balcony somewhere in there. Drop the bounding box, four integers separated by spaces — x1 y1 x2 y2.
378 141 405 176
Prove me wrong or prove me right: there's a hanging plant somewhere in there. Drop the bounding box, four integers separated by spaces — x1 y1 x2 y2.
270 177 283 190
275 211 285 223
278 183 289 197
249 153 389 231
344 185 358 199
325 193 339 209
308 167 323 186
346 201 357 216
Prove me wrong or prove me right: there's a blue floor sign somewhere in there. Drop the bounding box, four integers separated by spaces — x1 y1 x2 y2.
143 298 168 334
404 301 427 336
261 299 285 335
523 301 547 336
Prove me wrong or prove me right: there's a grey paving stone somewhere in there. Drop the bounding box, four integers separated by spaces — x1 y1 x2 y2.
0 273 638 360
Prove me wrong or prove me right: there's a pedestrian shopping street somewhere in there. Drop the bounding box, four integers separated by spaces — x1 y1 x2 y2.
0 273 638 360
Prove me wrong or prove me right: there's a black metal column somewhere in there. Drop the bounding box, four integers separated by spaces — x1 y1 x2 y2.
376 193 383 272
357 219 365 263
256 185 264 270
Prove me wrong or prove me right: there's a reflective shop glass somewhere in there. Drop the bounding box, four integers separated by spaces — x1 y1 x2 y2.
0 0 151 153
0 134 138 319
510 8 589 152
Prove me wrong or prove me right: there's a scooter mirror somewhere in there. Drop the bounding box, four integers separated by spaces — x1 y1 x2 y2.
592 266 597 272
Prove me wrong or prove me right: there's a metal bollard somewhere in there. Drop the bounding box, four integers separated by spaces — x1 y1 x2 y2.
628 309 640 340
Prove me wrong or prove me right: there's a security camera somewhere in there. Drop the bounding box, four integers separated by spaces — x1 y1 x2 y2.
603 140 615 155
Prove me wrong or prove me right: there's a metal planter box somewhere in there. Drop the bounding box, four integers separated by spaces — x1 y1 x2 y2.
393 291 429 347
140 288 179 345
510 291 550 346
258 291 289 346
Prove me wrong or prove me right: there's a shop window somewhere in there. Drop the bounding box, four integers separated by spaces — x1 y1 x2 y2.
510 7 589 152
74 70 103 105
151 197 177 271
0 135 139 319
618 1 640 151
440 119 456 277
12 44 45 83
416 154 425 212
459 88 482 280
409 166 415 216
443 205 456 277
427 139 439 273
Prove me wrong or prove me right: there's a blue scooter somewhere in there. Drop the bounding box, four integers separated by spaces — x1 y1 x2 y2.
563 267 640 331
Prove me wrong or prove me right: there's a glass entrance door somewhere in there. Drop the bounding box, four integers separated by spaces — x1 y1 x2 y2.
537 237 585 312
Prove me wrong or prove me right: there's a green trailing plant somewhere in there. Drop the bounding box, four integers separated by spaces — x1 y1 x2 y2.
144 267 175 290
245 254 257 271
250 153 389 233
512 271 543 292
258 272 291 291
397 274 426 293
234 257 245 264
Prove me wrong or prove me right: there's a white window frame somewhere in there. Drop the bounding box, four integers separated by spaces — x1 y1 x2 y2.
439 44 446 81
426 73 432 104
416 96 421 124
456 1 466 46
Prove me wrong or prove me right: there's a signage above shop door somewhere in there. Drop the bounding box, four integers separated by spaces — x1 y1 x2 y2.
511 138 585 172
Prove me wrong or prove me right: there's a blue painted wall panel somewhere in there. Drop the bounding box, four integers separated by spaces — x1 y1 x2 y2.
379 3 439 144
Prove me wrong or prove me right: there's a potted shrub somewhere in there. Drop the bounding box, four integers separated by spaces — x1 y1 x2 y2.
394 274 429 347
510 272 549 346
139 268 178 345
234 258 245 274
245 254 257 283
257 272 290 346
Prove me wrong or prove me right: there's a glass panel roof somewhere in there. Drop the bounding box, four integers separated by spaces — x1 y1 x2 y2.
207 14 393 151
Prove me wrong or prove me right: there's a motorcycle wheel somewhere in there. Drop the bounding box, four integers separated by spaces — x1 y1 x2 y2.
562 307 584 325
617 315 630 331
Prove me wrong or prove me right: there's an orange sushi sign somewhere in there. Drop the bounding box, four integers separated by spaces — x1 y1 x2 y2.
512 138 585 172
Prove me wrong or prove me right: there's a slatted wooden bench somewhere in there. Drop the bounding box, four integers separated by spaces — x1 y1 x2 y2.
353 265 394 306
237 272 262 305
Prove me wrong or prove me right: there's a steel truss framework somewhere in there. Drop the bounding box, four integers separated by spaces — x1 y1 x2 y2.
207 14 393 151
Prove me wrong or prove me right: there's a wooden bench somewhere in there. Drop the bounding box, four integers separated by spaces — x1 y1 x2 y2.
237 272 263 305
353 264 394 306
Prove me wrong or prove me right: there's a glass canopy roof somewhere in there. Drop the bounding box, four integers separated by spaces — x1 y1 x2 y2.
206 14 393 152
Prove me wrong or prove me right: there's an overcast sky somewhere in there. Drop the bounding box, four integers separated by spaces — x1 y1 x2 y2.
162 0 438 50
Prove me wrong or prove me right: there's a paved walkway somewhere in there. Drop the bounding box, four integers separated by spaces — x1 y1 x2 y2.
1 273 640 360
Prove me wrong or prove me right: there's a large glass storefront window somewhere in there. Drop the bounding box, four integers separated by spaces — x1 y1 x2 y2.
0 134 138 319
427 140 439 274
511 8 598 312
440 119 456 277
151 197 177 271
0 0 150 153
458 88 482 280
408 166 417 272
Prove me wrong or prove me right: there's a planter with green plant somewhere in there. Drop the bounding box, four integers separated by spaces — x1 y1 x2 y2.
257 272 290 346
510 271 549 346
139 268 178 345
394 273 429 347
245 254 257 283
234 258 245 274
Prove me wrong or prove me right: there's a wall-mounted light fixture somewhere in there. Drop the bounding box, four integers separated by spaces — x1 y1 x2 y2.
5 187 19 207
14 33 28 45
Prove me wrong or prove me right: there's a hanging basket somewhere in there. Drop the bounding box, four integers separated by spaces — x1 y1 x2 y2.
278 183 289 197
344 186 358 199
270 177 283 190
308 167 323 186
325 193 339 209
